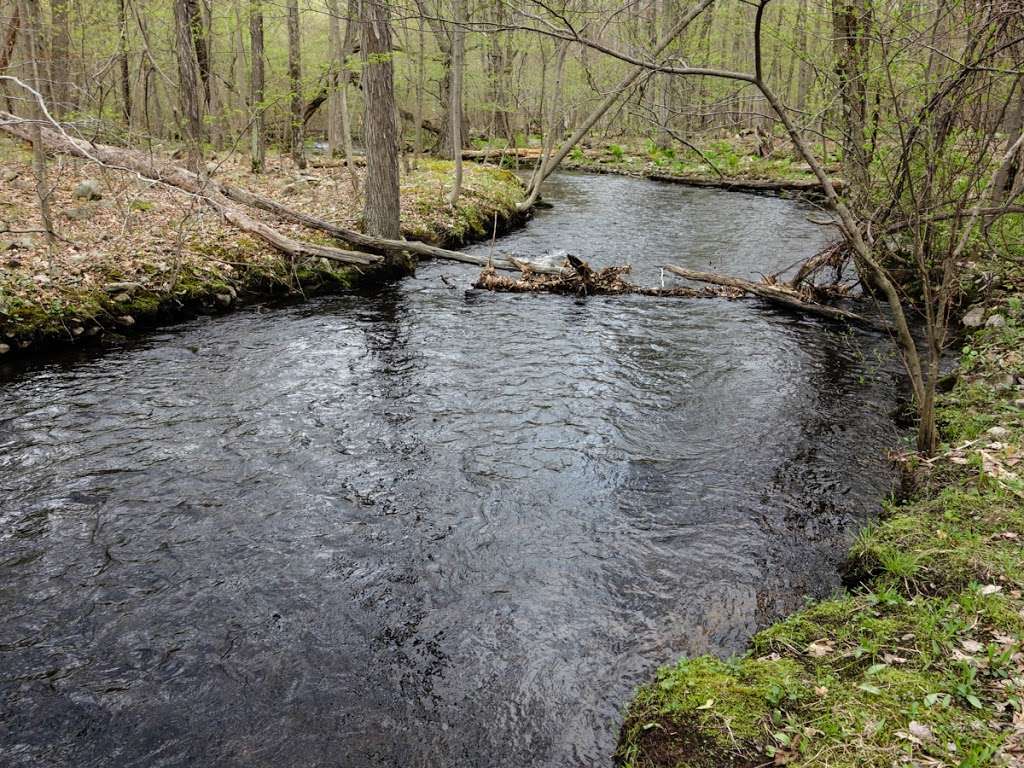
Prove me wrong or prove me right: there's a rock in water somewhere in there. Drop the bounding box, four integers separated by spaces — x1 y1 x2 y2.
961 305 985 327
73 179 103 200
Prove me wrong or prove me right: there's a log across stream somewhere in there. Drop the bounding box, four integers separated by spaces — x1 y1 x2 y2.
0 172 903 767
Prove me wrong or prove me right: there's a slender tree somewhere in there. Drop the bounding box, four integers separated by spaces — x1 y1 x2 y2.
447 0 465 204
287 0 305 169
249 0 265 173
360 0 403 253
174 0 205 170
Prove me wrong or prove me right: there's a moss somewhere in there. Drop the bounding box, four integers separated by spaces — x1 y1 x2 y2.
618 298 1024 767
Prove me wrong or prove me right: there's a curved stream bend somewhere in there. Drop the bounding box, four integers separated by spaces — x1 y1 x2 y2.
0 173 901 767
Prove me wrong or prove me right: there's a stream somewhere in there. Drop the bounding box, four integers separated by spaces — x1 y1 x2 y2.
0 173 902 767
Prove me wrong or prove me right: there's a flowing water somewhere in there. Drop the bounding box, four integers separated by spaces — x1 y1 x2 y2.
0 173 902 767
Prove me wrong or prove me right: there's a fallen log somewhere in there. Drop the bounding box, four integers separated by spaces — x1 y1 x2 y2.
460 147 545 161
474 256 725 298
663 265 887 329
0 111 383 268
214 181 565 274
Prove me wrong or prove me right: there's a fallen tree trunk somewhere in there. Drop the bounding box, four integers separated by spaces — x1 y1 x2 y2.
215 181 561 274
474 257 885 330
474 256 727 298
663 265 887 329
0 111 383 267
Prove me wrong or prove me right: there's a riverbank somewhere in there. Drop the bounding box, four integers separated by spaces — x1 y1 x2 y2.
477 135 843 196
617 279 1024 765
0 140 525 356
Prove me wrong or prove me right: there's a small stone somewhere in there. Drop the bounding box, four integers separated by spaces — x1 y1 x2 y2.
215 293 233 307
71 326 84 336
987 426 1010 439
985 314 1007 328
4 236 33 250
117 315 135 327
962 305 985 327
63 204 99 222
0 342 9 354
1014 398 1024 409
995 373 1016 391
73 179 103 201
113 292 130 303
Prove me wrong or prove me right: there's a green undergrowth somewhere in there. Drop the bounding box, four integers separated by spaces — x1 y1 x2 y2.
401 159 525 244
618 296 1024 767
560 136 828 184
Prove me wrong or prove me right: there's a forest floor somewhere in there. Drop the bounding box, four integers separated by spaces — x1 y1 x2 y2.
616 266 1024 766
0 137 525 355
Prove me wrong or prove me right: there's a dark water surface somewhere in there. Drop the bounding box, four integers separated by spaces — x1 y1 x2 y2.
0 173 901 767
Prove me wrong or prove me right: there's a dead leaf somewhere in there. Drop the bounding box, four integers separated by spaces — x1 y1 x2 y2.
807 639 834 657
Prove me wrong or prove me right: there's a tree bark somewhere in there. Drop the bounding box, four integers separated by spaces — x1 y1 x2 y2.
49 0 70 114
360 0 404 260
175 0 205 170
446 0 465 205
248 0 265 173
116 0 131 124
287 0 306 169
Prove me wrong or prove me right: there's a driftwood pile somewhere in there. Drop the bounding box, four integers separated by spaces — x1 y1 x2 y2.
474 254 726 298
475 254 889 330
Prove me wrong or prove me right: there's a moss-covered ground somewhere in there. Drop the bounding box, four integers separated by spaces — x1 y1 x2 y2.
0 139 525 354
618 276 1024 767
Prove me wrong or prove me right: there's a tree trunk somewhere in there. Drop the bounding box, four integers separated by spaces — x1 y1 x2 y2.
327 0 358 189
174 0 205 170
116 0 131 125
413 11 424 167
831 0 872 201
17 0 55 252
446 0 465 205
287 0 306 169
248 0 265 173
0 4 21 111
360 0 404 260
49 0 70 114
